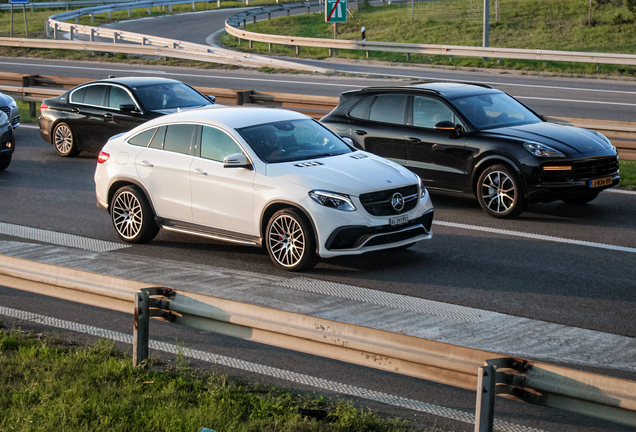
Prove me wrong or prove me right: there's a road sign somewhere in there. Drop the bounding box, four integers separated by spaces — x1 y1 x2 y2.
325 0 346 23
9 0 30 4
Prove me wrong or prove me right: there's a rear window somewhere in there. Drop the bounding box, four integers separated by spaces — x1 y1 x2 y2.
70 87 87 104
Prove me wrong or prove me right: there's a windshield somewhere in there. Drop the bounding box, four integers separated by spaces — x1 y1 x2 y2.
133 83 211 111
237 119 355 163
452 93 542 129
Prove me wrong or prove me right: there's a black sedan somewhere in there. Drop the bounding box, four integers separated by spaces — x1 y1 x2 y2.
0 111 15 171
39 77 215 157
321 82 620 218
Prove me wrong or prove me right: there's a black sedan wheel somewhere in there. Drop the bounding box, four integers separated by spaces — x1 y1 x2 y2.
477 164 526 218
53 122 79 157
266 208 317 271
562 192 600 205
111 185 159 243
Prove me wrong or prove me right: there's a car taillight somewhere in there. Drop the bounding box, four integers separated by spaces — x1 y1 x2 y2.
40 102 48 112
98 151 110 164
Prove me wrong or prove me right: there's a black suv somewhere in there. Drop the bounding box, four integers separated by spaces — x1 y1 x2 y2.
39 77 215 157
321 82 620 218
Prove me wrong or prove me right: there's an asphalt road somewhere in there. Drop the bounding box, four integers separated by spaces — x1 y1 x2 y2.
1 126 636 431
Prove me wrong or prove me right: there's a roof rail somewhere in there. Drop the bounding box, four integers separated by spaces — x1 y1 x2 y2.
409 81 494 89
359 85 440 94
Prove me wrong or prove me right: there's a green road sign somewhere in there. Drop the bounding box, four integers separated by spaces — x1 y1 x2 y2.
325 0 347 23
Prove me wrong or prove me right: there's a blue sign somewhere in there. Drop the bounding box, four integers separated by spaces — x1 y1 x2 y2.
9 0 30 4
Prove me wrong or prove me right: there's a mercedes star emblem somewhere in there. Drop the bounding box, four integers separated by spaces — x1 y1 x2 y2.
391 193 405 212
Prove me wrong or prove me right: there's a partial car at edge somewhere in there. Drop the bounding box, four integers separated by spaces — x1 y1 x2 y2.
0 111 15 171
94 107 434 271
321 82 620 218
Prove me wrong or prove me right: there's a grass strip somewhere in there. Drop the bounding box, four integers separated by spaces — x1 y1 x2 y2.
0 326 448 432
221 0 636 76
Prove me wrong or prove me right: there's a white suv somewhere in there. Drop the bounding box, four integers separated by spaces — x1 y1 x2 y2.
95 107 434 271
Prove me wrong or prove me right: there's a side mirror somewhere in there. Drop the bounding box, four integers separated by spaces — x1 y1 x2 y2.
207 95 216 104
435 121 463 138
341 137 354 146
223 153 251 169
119 104 137 112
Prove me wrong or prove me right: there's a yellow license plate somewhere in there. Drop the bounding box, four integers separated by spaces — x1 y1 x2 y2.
590 177 613 188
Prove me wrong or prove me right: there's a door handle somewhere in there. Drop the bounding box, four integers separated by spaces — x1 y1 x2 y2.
71 107 80 113
194 168 207 176
354 130 367 136
408 137 421 143
139 160 153 167
103 113 113 119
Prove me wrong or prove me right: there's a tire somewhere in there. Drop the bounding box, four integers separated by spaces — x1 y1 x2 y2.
0 154 11 171
110 185 159 244
266 208 318 271
53 122 79 157
562 192 600 205
477 164 526 219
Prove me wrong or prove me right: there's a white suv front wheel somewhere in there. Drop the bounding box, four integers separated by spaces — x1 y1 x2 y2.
266 208 317 272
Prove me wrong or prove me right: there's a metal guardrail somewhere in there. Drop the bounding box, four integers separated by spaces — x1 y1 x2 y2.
0 0 134 11
224 8 636 67
1 73 634 161
1 254 636 430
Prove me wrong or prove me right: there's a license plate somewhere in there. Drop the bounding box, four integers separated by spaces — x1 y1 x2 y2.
390 215 409 226
590 177 613 188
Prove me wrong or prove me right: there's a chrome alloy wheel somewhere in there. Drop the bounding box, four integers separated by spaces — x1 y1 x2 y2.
54 124 73 155
112 191 143 240
480 170 517 214
268 214 306 268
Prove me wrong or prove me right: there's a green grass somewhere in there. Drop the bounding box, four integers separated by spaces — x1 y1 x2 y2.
620 160 636 190
16 100 41 123
222 0 636 76
0 326 449 432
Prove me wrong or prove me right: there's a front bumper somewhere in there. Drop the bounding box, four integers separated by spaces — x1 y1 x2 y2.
311 189 434 259
1 126 15 157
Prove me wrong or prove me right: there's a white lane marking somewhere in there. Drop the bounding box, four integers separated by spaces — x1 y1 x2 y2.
277 277 504 322
334 70 636 96
434 220 636 253
0 306 544 432
516 96 636 107
0 222 129 253
607 188 636 195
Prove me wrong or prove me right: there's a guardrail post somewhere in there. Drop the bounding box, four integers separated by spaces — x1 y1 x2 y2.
268 11 271 19
192 2 195 10
113 31 117 43
253 16 256 24
406 53 410 61
75 16 79 24
142 37 147 45
45 20 50 38
53 23 58 40
269 42 272 51
148 6 151 14
296 46 300 55
29 102 36 118
249 40 253 48
475 364 496 432
217 0 221 6
307 5 310 13
90 28 94 42
287 7 290 15
169 4 173 12
108 10 112 18
69 25 74 41
133 290 150 367
90 13 94 22
128 9 131 17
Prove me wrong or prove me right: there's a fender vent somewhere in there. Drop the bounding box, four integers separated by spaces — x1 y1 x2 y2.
294 161 324 167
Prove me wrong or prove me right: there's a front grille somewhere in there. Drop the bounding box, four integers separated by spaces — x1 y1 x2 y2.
540 156 618 184
573 157 618 180
11 116 19 126
359 184 418 216
0 106 9 116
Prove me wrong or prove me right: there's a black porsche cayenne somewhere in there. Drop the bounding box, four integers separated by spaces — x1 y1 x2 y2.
39 77 215 157
321 82 620 218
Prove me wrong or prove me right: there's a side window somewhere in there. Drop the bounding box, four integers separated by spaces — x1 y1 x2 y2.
70 87 87 104
412 96 459 129
128 128 156 147
164 124 196 155
348 96 376 120
149 126 166 149
369 94 408 125
200 126 243 162
108 86 135 110
83 85 107 107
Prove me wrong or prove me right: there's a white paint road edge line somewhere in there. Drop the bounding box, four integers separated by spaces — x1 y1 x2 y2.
0 306 544 432
433 220 636 253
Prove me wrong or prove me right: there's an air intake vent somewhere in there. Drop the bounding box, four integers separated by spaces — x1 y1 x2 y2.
294 161 324 167
350 153 368 159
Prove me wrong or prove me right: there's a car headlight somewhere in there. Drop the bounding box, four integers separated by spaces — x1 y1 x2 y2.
588 130 615 151
0 112 8 127
416 174 427 198
8 98 18 109
523 142 565 158
309 190 356 212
